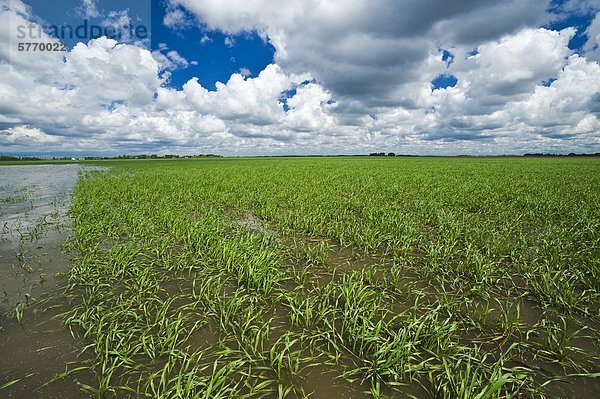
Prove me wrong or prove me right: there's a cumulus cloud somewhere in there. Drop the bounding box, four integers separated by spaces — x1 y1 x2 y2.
0 0 599 156
449 28 576 111
284 83 336 132
502 54 600 134
0 1 340 155
363 27 600 148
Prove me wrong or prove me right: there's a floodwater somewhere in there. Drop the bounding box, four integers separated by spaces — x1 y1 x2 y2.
0 164 95 398
0 164 81 312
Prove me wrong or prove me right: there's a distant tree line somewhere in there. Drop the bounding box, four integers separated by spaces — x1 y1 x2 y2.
0 154 224 162
3 153 599 162
369 152 397 156
0 155 42 161
367 152 600 157
80 154 223 160
523 153 600 157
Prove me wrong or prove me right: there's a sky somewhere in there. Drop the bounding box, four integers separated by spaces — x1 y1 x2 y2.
0 0 599 156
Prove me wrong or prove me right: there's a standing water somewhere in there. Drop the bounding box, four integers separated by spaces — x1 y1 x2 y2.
0 164 97 398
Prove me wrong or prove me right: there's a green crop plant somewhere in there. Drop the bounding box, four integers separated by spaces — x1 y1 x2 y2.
43 156 598 398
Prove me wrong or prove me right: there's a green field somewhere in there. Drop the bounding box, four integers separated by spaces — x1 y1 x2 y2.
61 157 599 398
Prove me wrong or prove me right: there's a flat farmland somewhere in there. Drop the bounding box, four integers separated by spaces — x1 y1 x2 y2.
8 157 600 398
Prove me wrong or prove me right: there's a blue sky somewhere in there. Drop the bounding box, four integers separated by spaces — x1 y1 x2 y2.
150 2 275 90
1 0 599 156
26 0 151 46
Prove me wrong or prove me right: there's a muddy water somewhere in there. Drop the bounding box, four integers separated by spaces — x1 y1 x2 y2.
0 164 95 398
0 164 80 313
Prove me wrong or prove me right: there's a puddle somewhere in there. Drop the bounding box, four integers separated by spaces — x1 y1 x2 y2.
0 230 71 317
301 364 368 399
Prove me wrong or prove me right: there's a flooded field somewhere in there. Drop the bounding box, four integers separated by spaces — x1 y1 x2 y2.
1 158 599 398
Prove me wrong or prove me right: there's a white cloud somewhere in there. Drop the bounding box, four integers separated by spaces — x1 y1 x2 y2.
1 125 60 144
364 27 600 148
502 54 600 132
448 28 575 112
167 64 312 128
163 7 194 30
0 2 338 155
224 36 235 48
152 47 190 73
584 12 600 60
284 83 335 132
199 34 212 45
79 0 100 19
